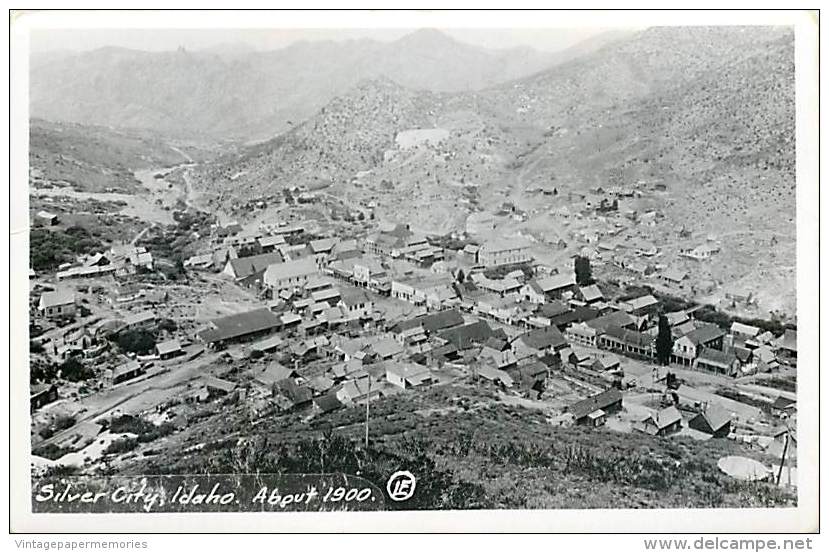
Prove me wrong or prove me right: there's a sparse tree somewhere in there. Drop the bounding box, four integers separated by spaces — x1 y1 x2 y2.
655 315 674 366
574 256 593 286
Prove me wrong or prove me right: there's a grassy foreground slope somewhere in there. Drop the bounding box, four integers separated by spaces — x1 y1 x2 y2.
125 385 794 510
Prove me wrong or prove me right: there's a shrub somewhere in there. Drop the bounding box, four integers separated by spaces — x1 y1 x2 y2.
58 357 94 382
104 437 139 455
115 329 156 354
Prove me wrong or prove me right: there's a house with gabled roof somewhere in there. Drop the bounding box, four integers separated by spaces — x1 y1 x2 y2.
731 321 761 342
476 365 514 389
438 320 502 350
263 257 319 295
338 289 373 319
477 237 533 267
224 252 284 283
598 325 656 358
568 388 623 426
578 284 604 304
521 273 577 303
386 362 433 389
198 308 282 348
511 326 569 361
775 329 797 368
38 290 77 320
480 336 517 370
155 339 183 360
695 347 740 377
672 324 727 366
336 377 381 405
619 294 660 317
688 403 732 437
634 405 683 436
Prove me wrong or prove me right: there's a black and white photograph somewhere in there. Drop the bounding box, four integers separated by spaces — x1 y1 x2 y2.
8 8 820 535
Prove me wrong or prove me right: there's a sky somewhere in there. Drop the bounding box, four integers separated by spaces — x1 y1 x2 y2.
29 27 614 55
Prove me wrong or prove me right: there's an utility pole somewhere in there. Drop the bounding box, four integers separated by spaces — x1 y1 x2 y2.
775 426 792 486
364 373 371 450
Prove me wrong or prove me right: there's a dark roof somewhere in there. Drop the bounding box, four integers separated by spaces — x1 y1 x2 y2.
198 308 282 344
483 336 509 351
771 396 796 410
684 324 726 346
340 289 371 307
602 325 655 349
390 309 464 335
520 361 548 379
697 347 737 367
572 305 600 323
569 388 623 420
587 311 636 333
420 309 465 333
733 346 753 363
517 326 568 351
696 403 731 431
276 378 313 406
314 393 343 413
438 320 496 349
227 252 283 279
538 301 570 318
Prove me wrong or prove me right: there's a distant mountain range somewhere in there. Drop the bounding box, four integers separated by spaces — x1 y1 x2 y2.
29 28 631 141
195 26 794 202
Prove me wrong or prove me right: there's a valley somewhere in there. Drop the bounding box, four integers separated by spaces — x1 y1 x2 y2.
25 26 800 513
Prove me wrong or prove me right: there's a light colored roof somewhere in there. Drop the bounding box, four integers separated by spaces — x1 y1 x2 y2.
123 310 155 326
251 334 285 352
731 322 761 337
111 360 142 378
202 375 237 393
39 290 75 309
254 363 294 386
480 237 531 253
264 257 318 285
370 336 404 358
309 238 338 253
534 273 576 292
662 267 688 282
624 294 659 311
258 234 286 247
477 365 514 387
580 284 604 301
156 339 182 355
652 406 682 429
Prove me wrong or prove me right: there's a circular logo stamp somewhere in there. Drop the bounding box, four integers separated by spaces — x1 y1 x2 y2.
386 470 417 502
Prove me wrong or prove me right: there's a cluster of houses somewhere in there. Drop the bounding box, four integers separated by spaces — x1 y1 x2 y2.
55 245 155 281
29 211 797 453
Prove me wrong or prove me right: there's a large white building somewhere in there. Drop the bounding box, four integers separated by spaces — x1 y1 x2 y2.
477 238 533 267
263 257 319 295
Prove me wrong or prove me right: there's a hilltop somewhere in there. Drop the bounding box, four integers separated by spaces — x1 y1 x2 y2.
30 29 625 141
188 26 795 317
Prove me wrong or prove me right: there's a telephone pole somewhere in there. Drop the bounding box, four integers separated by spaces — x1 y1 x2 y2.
364 373 371 450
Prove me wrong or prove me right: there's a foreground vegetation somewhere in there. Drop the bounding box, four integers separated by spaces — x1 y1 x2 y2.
122 385 794 510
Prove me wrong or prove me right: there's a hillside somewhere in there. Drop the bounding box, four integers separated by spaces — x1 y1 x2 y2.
29 29 625 141
189 26 795 316
29 118 190 193
115 385 793 510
